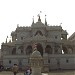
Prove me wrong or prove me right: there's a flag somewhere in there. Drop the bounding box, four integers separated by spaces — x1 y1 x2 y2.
60 23 62 24
40 11 42 13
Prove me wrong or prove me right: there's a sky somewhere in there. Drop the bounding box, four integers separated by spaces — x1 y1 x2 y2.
0 0 75 49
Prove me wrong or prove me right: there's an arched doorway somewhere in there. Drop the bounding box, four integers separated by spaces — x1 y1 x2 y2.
12 47 16 54
26 45 32 55
18 46 24 54
62 46 68 54
45 45 52 54
37 43 43 56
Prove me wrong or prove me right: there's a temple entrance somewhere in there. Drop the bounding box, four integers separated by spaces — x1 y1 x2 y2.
37 43 43 56
12 47 16 54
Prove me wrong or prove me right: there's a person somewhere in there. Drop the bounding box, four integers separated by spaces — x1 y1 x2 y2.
0 65 4 72
25 68 31 75
27 69 31 75
12 64 18 75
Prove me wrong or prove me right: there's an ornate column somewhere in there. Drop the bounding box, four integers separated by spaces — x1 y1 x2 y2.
16 45 19 54
24 45 26 55
60 44 62 54
52 46 55 54
42 42 46 55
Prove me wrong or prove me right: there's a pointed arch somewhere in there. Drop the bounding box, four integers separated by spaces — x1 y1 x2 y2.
62 46 68 54
54 45 61 54
35 30 43 36
37 43 43 56
26 45 32 55
18 46 24 54
12 47 16 54
45 45 52 54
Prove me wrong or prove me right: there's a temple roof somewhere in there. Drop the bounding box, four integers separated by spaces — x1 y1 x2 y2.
31 21 46 28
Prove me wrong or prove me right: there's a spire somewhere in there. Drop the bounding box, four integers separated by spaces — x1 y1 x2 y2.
6 36 8 43
32 16 34 24
9 36 11 43
17 24 19 28
6 38 7 43
38 14 41 22
60 23 62 26
9 39 11 43
7 36 8 38
38 11 42 22
45 15 47 25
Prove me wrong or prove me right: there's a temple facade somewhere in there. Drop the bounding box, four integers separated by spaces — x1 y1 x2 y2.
1 15 75 71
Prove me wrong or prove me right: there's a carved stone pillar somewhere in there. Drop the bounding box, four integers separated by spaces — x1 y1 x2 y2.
52 47 55 54
24 45 26 55
60 44 62 54
42 43 46 55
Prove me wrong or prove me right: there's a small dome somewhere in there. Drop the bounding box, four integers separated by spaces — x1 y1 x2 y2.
31 50 42 58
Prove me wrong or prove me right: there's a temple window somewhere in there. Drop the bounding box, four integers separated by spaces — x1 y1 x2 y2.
21 37 23 40
45 45 52 54
28 59 30 63
26 45 32 55
48 59 50 63
66 59 69 63
9 60 11 64
12 47 16 55
37 43 43 56
55 35 58 39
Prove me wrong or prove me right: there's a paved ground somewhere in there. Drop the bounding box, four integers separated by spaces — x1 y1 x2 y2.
0 71 75 75
0 71 23 75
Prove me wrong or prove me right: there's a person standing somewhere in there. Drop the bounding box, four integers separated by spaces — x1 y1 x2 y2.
12 64 18 75
24 68 31 75
27 69 31 75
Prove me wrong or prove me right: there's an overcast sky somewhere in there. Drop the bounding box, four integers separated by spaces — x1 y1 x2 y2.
0 0 75 49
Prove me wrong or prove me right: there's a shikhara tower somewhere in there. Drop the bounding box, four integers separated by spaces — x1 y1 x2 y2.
1 14 75 71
